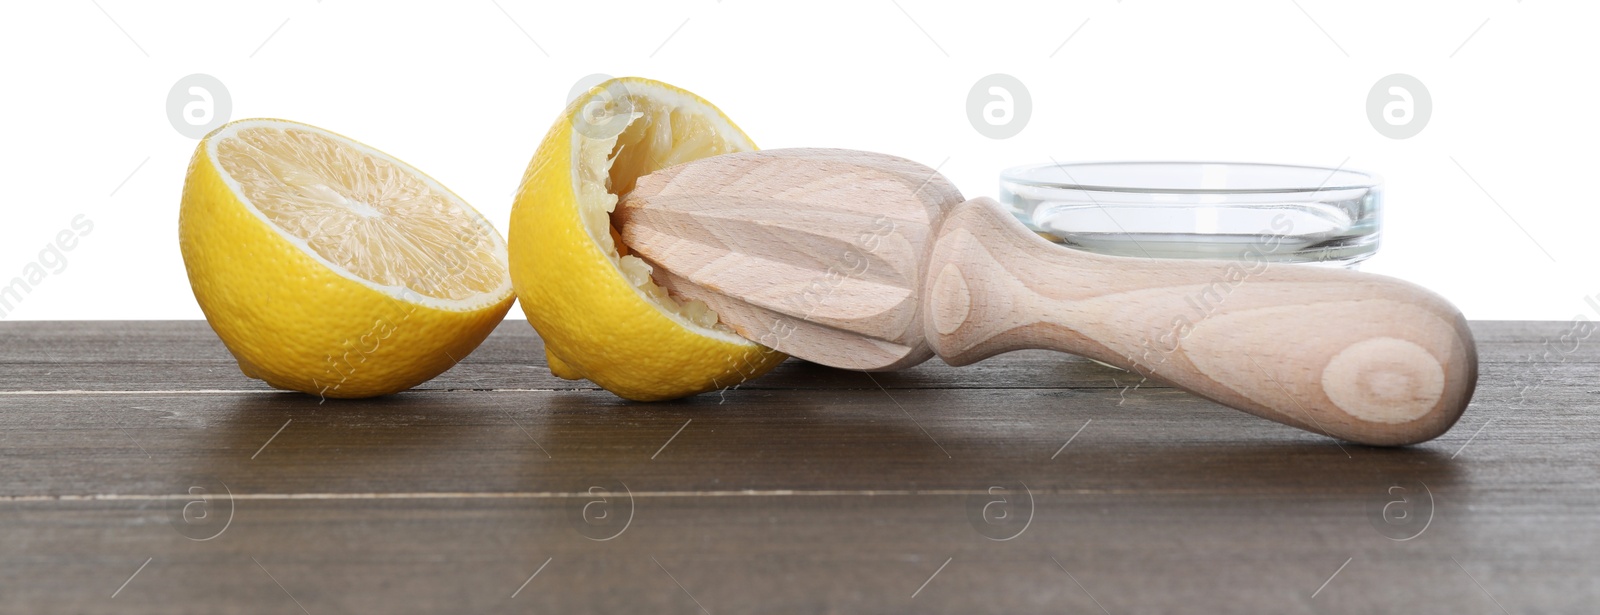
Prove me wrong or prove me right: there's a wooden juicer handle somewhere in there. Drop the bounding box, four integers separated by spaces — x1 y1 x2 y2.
925 198 1477 446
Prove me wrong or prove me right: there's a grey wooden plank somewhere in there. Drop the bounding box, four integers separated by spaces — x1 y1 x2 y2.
2 487 1596 613
0 321 1591 394
0 387 1287 496
0 320 1148 391
0 375 1592 495
0 321 1595 614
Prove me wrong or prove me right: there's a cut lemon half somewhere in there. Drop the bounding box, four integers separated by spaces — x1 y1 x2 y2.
180 118 514 398
509 77 785 401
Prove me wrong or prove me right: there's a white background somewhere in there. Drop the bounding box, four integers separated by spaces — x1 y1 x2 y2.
0 0 1594 321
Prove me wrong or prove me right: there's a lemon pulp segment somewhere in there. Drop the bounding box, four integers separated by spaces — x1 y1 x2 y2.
580 87 749 334
214 124 508 305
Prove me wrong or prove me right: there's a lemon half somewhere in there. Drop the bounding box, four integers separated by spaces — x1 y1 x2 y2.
180 119 514 398
509 77 785 401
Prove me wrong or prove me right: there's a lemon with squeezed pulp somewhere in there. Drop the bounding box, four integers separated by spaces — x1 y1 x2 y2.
508 77 785 401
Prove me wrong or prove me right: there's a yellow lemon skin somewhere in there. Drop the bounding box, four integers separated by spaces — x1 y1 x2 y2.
179 121 513 398
508 78 785 401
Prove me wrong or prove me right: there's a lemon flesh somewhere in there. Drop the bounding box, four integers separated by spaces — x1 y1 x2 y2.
509 77 785 401
181 119 514 398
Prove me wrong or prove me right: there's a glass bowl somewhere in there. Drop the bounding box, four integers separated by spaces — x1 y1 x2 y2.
999 162 1382 268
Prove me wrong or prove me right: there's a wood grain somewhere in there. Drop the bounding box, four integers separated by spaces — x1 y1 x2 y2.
616 148 961 371
617 149 1478 445
0 321 1595 613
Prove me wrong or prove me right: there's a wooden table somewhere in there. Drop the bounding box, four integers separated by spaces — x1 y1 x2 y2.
1 320 1593 614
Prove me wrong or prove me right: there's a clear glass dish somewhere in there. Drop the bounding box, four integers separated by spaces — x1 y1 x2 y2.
999 162 1382 268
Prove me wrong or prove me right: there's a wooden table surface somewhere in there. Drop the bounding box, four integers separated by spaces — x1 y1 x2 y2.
0 320 1594 614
